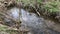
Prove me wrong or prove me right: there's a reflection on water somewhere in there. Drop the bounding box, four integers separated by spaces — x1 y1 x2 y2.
3 7 20 26
20 9 46 28
8 7 19 20
4 7 60 34
20 9 60 34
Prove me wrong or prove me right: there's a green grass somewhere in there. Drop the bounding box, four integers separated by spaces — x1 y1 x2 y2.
0 24 8 31
42 1 60 13
16 0 42 5
16 0 60 13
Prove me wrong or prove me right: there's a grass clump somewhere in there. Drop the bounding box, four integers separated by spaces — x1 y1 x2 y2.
42 1 60 13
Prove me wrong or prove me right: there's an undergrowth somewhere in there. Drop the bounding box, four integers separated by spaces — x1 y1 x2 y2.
42 1 60 13
17 0 60 13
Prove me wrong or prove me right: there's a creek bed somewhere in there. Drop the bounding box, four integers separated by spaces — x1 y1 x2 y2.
0 7 60 34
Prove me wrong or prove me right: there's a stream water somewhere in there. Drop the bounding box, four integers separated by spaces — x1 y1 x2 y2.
3 7 60 34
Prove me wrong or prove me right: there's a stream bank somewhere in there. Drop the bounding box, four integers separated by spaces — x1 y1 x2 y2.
0 0 60 34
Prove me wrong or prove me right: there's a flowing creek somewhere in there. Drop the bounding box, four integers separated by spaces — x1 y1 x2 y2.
2 7 60 34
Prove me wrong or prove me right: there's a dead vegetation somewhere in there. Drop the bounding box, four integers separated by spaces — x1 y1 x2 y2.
0 0 60 34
